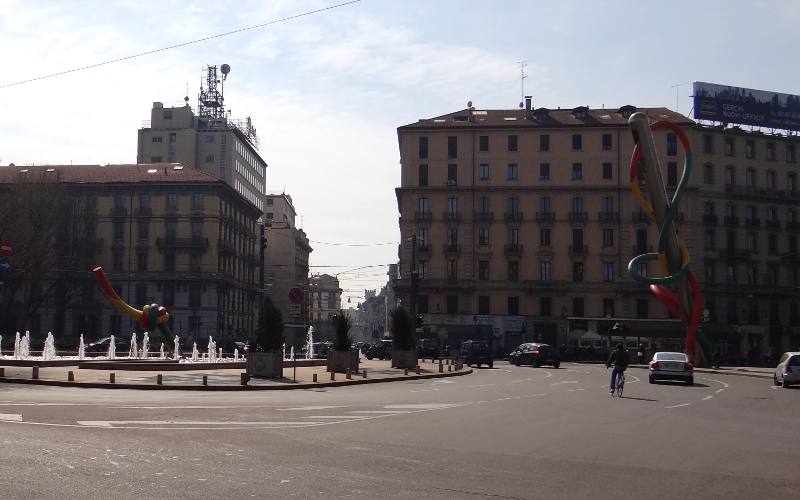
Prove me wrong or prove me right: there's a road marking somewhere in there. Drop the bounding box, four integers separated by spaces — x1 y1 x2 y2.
510 378 533 383
715 389 724 394
664 403 690 409
468 383 496 388
77 420 319 427
277 406 345 411
409 388 440 393
702 395 714 401
702 378 729 388
384 403 465 410
300 416 365 420
550 380 578 386
431 380 454 384
347 411 410 414
0 413 22 422
566 369 591 374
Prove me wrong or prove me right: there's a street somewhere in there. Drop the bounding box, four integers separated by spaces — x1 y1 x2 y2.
0 362 797 499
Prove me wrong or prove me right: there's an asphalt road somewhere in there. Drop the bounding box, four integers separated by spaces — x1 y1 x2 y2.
0 362 797 499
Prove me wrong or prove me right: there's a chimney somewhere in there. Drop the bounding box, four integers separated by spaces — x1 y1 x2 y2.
525 96 532 111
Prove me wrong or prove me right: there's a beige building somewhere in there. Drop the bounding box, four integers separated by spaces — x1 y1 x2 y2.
263 193 312 348
394 101 800 361
0 164 260 349
308 273 342 341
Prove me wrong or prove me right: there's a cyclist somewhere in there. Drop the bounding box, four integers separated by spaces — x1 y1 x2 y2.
606 343 629 394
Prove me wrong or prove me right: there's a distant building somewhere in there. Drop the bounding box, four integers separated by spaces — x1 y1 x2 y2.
308 274 342 340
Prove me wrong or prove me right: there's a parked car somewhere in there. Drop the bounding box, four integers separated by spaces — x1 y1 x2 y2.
85 336 130 354
773 351 800 388
417 338 440 358
231 341 249 355
649 351 693 384
509 343 561 368
365 340 393 360
462 340 493 368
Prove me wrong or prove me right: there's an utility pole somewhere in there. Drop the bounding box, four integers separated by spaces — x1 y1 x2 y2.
410 235 418 319
670 81 691 114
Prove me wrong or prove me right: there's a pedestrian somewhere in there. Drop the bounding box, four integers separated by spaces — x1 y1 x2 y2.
637 343 644 364
712 344 721 369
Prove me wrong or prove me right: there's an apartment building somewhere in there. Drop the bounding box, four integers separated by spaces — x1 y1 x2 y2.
0 164 260 348
394 101 800 360
308 273 342 341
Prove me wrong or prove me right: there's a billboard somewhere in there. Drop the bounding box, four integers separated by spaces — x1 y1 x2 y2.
692 81 800 131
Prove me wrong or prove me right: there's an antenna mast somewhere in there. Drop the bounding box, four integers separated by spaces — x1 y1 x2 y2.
670 81 691 114
518 61 528 108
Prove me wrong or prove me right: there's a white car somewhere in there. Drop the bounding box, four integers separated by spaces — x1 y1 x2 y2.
773 352 800 388
649 352 693 385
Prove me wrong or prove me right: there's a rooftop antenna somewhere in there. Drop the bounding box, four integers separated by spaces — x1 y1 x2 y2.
518 61 528 108
670 81 691 114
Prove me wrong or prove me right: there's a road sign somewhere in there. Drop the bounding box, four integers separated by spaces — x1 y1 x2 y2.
0 256 11 274
288 287 303 304
1 240 11 257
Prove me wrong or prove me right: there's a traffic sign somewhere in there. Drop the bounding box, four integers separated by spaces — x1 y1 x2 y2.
288 287 304 304
0 256 11 274
1 240 11 257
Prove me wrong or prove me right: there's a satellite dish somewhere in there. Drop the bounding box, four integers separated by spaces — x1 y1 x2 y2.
220 64 231 75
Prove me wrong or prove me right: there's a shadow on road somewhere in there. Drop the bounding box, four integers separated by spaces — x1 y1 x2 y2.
619 396 659 402
652 381 709 388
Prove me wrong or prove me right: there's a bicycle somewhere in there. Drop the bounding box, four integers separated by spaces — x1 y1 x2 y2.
615 370 625 397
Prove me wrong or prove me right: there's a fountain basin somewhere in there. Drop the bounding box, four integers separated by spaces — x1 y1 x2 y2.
76 358 328 371
0 359 80 367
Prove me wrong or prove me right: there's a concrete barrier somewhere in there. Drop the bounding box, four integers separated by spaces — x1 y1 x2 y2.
362 370 367 378
313 373 318 383
110 373 115 384
202 375 208 386
67 371 74 382
240 373 248 386
346 369 351 380
157 374 163 385
32 367 39 380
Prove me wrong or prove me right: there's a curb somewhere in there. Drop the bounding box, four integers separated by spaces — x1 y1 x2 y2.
0 367 473 391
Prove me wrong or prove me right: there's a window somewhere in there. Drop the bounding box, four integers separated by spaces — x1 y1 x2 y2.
447 228 458 245
446 295 458 314
479 135 489 152
167 193 177 209
137 251 148 271
164 252 176 272
137 221 149 240
666 133 677 156
724 137 735 156
191 193 203 209
704 229 715 250
539 135 550 152
788 172 797 193
603 228 614 247
478 197 489 215
418 227 428 246
169 133 176 144
745 140 755 159
152 136 163 143
478 227 489 246
636 299 649 319
766 142 776 161
703 134 714 154
571 163 583 180
635 262 647 277
479 163 489 180
703 163 714 184
418 164 428 186
540 261 551 281
788 144 797 163
602 162 613 180
667 162 678 187
603 261 615 282
603 298 615 318
447 136 457 158
726 300 738 324
602 133 612 151
113 221 124 241
112 250 123 271
418 136 428 159
539 163 550 180
507 227 519 245
189 284 201 308
601 196 614 214
636 228 648 253
572 134 582 150
138 193 150 209
191 219 203 239
508 261 519 281
507 197 520 215
572 228 583 248
165 220 177 241
478 260 490 280
205 134 215 144
768 233 778 255
746 168 756 187
540 196 551 213
571 196 583 214
205 154 215 163
508 135 518 152
266 199 274 206
162 283 175 308
724 165 735 186
418 197 429 214
447 164 457 185
540 297 552 316
508 296 520 316
478 296 490 315
447 197 457 215
540 228 551 247
705 262 716 284
150 156 162 163
418 295 429 314
418 260 428 279
163 110 172 119
726 264 737 285
572 297 584 317
572 262 584 282
507 163 518 180
135 285 147 306
767 170 776 190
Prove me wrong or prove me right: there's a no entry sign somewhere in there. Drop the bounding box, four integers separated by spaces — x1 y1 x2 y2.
288 287 304 304
1 240 11 256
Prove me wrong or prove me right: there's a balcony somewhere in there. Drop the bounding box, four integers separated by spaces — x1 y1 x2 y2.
414 211 432 222
702 215 718 226
723 216 740 227
765 219 780 229
781 251 800 262
443 212 462 223
632 211 650 224
417 243 432 254
504 243 524 255
442 243 461 254
504 211 523 222
156 237 209 250
568 212 587 223
535 212 556 222
568 244 588 256
718 248 751 259
523 280 570 293
598 211 619 223
110 207 127 217
474 211 494 222
744 218 761 228
218 239 235 255
134 207 153 217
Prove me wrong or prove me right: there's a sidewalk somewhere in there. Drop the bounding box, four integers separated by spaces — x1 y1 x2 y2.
0 359 471 390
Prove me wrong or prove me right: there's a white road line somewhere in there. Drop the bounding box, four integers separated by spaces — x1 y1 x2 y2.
0 413 22 422
409 389 440 393
300 416 365 420
77 420 318 427
277 406 345 411
715 388 724 394
702 378 729 388
702 395 714 401
468 383 496 388
384 403 465 410
664 403 690 409
550 380 578 386
510 378 533 383
347 411 410 414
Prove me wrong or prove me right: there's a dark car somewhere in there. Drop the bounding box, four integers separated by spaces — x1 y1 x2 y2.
365 340 393 360
509 343 561 368
462 340 493 368
85 336 131 354
417 338 440 359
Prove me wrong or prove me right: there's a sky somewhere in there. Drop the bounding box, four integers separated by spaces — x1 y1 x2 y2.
1 0 799 307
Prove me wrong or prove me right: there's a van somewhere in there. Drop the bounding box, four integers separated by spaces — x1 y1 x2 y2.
462 340 493 368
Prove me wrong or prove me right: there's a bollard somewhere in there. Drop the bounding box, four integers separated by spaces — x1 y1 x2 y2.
416 365 420 375
330 371 335 381
157 374 163 385
404 368 408 376
362 369 367 378
448 364 452 372
439 363 444 373
202 375 208 386
67 371 74 382
32 366 39 380
110 373 115 384
0 367 4 377
346 369 351 380
240 372 248 386
313 373 318 383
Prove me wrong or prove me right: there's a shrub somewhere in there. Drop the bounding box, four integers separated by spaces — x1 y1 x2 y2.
391 307 415 350
249 296 284 352
332 311 351 351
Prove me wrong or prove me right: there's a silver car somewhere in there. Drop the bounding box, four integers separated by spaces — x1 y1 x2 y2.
649 351 694 385
773 352 800 388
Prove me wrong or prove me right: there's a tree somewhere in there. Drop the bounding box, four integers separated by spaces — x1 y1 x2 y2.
332 311 351 351
391 307 415 351
249 295 284 352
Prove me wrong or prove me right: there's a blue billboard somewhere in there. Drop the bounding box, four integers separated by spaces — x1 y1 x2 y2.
693 81 800 131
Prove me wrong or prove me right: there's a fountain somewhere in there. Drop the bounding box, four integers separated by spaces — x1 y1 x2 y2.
108 334 116 359
174 335 180 359
141 332 150 359
18 331 30 359
0 335 2 357
41 332 56 361
207 337 217 362
78 334 85 361
234 348 239 361
192 342 199 362
283 342 287 360
290 345 295 360
129 332 138 359
159 343 165 359
306 326 315 359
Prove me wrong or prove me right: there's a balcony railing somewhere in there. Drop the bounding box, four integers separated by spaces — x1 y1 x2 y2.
702 214 718 226
414 211 432 222
568 244 588 255
417 243 432 254
568 212 587 223
723 216 740 227
504 243 524 255
218 239 235 255
504 211 523 222
443 212 462 223
442 243 461 254
156 237 209 250
134 207 153 217
535 212 555 222
523 280 570 293
110 207 127 217
598 211 619 223
744 218 761 228
765 219 780 229
718 248 751 259
632 211 650 224
474 211 494 222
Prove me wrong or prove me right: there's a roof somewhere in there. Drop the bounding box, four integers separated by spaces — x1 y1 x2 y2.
398 106 694 131
0 163 221 184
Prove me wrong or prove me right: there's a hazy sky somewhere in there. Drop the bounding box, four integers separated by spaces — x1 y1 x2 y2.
1 0 799 307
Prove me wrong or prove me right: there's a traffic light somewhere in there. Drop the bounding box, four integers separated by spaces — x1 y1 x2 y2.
415 315 424 328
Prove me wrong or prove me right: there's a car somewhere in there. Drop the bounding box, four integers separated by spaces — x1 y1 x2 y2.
649 351 693 384
508 343 560 368
231 341 249 354
417 338 440 358
462 340 493 368
773 351 800 388
365 340 393 360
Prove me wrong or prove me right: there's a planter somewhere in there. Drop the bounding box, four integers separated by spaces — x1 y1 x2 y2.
327 350 359 373
391 349 418 369
247 351 283 378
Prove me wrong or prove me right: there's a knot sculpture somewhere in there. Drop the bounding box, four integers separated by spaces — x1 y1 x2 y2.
93 267 173 349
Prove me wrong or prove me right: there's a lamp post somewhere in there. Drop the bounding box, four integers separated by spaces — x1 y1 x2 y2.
409 235 418 319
